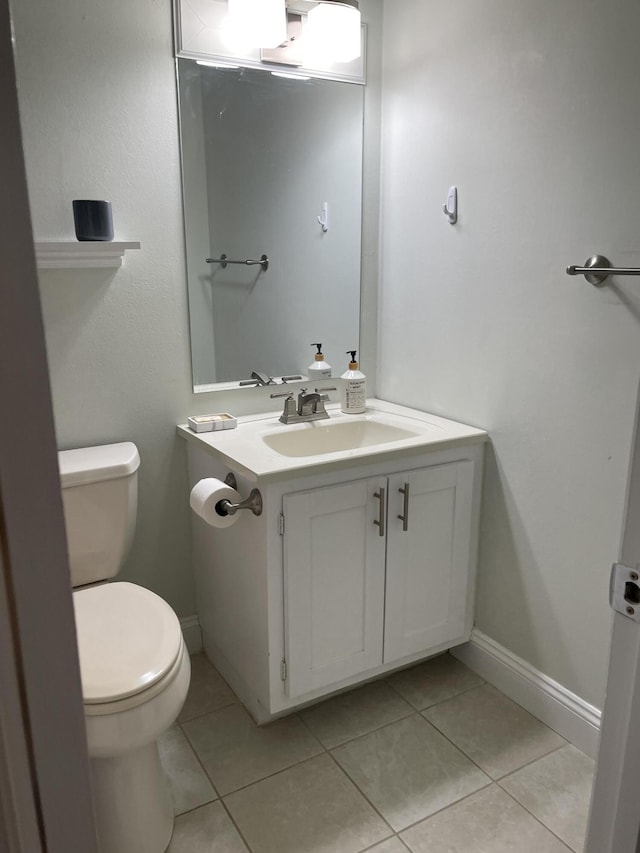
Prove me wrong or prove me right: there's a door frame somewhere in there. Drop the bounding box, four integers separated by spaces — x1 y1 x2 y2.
0 1 98 849
585 392 640 853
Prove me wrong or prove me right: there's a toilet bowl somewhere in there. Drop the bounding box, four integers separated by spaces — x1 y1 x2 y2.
59 443 190 853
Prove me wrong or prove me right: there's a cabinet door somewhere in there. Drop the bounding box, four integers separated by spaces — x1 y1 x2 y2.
283 477 387 699
384 461 474 663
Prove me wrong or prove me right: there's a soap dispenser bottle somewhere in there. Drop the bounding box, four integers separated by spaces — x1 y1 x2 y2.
341 351 366 414
308 343 332 379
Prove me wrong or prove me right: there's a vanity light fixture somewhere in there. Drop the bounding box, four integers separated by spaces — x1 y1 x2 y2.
227 0 287 50
306 0 361 63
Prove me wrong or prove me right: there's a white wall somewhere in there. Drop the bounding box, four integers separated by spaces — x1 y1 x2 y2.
11 0 382 617
12 0 198 616
379 0 640 706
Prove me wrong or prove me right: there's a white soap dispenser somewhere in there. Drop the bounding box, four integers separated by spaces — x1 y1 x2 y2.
341 351 366 414
308 343 332 379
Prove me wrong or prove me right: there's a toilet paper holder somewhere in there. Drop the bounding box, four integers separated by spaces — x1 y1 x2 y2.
219 474 263 517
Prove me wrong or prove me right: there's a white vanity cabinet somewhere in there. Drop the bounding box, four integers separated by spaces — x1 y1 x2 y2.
282 460 475 700
283 476 387 699
181 402 486 724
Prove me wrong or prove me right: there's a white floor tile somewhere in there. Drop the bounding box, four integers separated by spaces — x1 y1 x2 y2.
167 801 248 852
332 714 490 831
159 727 217 815
300 679 413 748
423 684 565 778
178 653 236 723
183 703 322 795
500 744 594 852
224 754 391 853
388 654 483 710
401 784 571 852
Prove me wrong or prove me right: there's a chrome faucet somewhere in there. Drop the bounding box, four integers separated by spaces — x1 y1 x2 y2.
270 387 336 425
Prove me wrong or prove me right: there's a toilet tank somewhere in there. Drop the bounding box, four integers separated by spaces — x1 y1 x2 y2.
58 443 140 587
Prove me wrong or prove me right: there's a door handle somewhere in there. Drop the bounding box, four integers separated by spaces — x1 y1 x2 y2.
373 487 386 537
398 483 410 532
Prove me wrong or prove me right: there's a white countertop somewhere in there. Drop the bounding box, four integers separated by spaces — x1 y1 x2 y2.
177 398 488 482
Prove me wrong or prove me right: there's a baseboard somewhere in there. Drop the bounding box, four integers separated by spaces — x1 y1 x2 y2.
180 615 203 654
451 629 602 758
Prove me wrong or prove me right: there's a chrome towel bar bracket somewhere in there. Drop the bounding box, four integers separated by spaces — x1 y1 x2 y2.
216 489 263 518
566 254 640 286
206 253 270 272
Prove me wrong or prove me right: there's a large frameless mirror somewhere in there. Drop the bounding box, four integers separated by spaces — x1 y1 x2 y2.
177 60 364 390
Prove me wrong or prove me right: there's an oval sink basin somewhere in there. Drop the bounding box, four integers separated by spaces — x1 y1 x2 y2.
262 419 421 458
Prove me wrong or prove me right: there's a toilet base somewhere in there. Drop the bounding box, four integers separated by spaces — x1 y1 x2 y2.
91 741 174 853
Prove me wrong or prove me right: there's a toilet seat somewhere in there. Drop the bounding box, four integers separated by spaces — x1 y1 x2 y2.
73 582 183 709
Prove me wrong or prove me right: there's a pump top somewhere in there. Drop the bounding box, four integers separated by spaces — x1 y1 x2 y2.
347 350 358 367
312 343 324 356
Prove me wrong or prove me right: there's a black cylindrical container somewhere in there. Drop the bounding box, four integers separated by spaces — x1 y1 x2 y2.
73 199 114 242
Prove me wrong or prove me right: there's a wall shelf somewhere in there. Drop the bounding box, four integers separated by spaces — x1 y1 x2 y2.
35 241 141 269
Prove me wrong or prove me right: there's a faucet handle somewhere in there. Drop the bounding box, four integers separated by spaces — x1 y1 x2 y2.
270 391 294 399
315 386 336 402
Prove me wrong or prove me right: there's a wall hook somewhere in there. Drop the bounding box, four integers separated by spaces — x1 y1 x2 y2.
317 202 329 233
443 186 458 225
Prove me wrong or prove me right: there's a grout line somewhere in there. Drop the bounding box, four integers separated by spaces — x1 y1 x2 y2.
323 747 397 836
217 797 256 853
395 780 495 835
384 677 486 713
494 787 576 852
325 709 423 751
173 797 219 820
181 710 324 800
171 727 220 808
300 706 415 751
414 680 488 713
358 834 411 852
494 742 568 783
171 799 256 853
177 696 238 726
218 749 328 800
175 723 221 801
417 705 568 783
403 713 493 781
296 705 400 837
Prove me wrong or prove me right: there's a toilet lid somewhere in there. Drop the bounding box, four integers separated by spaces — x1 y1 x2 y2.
73 582 183 704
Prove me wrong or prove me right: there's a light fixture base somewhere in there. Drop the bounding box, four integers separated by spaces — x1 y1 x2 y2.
261 13 305 67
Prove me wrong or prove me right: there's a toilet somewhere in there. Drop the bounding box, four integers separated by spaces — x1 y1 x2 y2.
59 442 191 853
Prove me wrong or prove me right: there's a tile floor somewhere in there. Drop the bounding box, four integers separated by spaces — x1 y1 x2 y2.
159 652 595 853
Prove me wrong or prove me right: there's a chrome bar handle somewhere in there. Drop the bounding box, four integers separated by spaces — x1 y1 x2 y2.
373 487 386 538
398 483 410 532
206 254 270 272
566 254 640 286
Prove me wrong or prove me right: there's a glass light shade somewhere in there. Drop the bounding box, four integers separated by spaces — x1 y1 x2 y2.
227 0 287 50
306 1 361 64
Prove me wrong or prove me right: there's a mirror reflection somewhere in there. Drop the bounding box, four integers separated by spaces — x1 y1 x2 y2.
177 60 364 390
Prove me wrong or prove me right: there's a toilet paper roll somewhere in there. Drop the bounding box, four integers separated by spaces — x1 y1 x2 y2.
190 478 241 529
